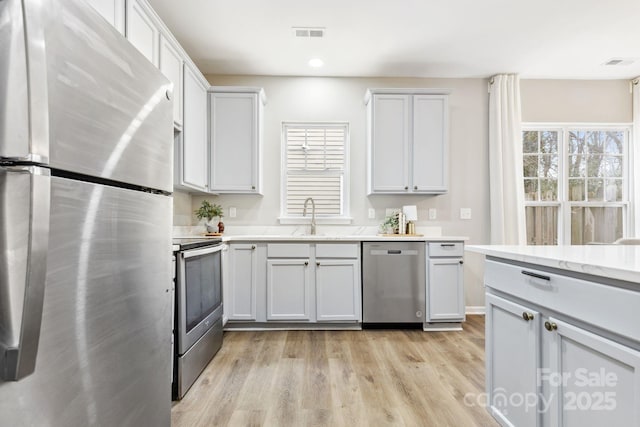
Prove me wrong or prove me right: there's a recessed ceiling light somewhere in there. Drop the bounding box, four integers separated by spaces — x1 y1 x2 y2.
308 58 324 68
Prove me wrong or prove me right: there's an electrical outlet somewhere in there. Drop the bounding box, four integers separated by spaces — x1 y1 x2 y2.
368 208 376 219
428 208 437 220
229 207 237 218
460 208 472 220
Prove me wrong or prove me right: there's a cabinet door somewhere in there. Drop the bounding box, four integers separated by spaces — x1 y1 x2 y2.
209 92 259 193
86 0 125 34
180 64 208 191
427 258 464 322
412 95 448 193
316 259 361 322
266 259 311 321
227 244 257 320
486 293 541 427
544 317 640 426
125 0 159 66
159 35 183 128
369 94 410 193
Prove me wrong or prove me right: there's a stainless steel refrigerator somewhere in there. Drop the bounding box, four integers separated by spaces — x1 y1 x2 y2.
0 0 174 425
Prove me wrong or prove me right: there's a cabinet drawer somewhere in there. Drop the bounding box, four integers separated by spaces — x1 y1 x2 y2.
267 243 310 258
428 242 464 257
316 243 359 259
485 259 640 342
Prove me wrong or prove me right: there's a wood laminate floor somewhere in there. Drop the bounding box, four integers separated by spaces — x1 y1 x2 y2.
171 315 499 427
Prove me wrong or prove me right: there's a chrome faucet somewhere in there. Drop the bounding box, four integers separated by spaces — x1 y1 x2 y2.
302 197 316 235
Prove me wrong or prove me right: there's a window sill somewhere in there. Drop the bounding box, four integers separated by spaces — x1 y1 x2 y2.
278 216 353 226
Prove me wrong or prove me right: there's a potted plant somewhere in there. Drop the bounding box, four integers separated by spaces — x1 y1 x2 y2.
194 201 224 233
380 212 400 234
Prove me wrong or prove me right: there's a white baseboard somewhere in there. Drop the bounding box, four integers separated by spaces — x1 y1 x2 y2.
465 306 485 315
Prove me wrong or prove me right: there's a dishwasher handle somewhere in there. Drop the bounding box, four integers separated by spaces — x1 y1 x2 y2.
370 249 419 256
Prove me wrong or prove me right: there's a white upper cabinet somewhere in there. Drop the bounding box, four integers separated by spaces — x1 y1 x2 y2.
366 89 449 194
208 88 265 194
368 94 410 193
159 35 183 129
412 95 448 192
178 63 208 192
86 0 125 34
125 0 159 66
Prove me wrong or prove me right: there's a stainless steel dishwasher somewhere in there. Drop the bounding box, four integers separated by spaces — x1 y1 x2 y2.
362 241 426 324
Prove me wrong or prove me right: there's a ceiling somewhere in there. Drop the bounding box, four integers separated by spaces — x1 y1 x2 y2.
147 0 640 79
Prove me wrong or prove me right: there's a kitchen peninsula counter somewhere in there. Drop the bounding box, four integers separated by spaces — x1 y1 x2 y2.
466 244 640 286
469 244 640 426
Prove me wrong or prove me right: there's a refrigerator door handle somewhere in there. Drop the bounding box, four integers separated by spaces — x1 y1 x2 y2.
0 0 49 163
0 166 50 381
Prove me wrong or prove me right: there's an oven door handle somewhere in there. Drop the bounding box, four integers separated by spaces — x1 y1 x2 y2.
182 244 224 259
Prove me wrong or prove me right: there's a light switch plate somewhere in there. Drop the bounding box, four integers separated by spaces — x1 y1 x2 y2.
460 208 472 220
368 208 376 219
428 208 437 220
229 207 237 218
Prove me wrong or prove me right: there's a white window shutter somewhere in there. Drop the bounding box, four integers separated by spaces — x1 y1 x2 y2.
284 123 348 217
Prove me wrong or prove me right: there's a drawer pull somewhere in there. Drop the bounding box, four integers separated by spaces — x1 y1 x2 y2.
440 244 455 247
544 321 558 331
304 261 309 266
522 312 534 321
251 245 256 250
521 270 551 281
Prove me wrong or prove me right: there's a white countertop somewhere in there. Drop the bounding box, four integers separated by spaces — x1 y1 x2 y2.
174 234 469 243
466 245 640 284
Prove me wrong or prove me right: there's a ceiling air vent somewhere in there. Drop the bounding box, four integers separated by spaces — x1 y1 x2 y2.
292 27 325 38
603 58 635 66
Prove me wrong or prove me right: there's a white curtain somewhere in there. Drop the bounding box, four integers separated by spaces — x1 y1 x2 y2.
632 78 640 237
488 74 526 245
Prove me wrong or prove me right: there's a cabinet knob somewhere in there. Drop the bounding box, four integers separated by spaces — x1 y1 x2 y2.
316 262 320 267
304 261 309 266
251 185 256 190
404 186 409 190
544 321 558 331
459 260 464 265
522 312 534 321
414 185 418 190
251 245 256 250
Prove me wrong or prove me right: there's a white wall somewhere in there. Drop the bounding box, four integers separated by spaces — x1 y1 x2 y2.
521 79 631 123
174 76 632 310
187 75 491 308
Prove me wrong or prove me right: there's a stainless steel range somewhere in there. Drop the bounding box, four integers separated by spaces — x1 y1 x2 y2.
172 238 224 400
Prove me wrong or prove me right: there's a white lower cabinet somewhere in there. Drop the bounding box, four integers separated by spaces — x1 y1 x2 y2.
226 242 361 325
485 260 640 427
544 317 640 427
226 243 258 320
315 258 360 322
486 293 541 427
426 242 465 322
266 259 311 321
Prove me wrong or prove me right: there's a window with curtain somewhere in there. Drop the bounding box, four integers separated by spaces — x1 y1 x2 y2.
281 122 350 221
523 125 630 245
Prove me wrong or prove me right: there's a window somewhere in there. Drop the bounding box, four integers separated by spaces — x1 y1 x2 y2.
523 125 630 245
280 122 350 223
